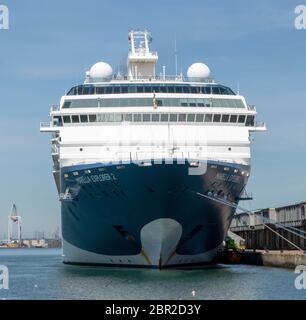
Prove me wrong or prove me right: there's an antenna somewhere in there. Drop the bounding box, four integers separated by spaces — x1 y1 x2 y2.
237 82 240 95
174 33 178 77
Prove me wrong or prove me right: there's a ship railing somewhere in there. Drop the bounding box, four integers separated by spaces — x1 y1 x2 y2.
255 121 266 127
247 105 256 111
40 121 52 128
111 74 215 83
50 105 60 112
128 50 158 57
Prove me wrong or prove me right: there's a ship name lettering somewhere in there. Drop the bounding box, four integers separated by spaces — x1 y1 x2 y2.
90 173 116 183
75 176 91 184
216 173 240 183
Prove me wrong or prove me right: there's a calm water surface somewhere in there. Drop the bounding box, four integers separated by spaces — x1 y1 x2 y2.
0 248 305 300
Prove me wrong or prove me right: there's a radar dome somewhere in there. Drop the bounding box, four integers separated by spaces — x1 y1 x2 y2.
187 63 211 80
89 62 113 80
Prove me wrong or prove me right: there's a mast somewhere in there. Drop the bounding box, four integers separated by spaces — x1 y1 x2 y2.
127 30 158 80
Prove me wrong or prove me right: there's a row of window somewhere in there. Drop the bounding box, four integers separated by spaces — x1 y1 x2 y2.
54 113 255 126
62 98 245 109
67 84 235 96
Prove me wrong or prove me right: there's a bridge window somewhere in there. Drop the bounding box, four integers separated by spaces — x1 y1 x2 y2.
71 115 80 123
63 101 72 108
187 114 195 122
128 86 136 93
175 86 182 93
80 115 88 123
67 87 77 95
196 114 204 122
245 115 255 126
170 114 178 122
230 115 238 123
212 87 220 94
123 114 132 121
213 114 221 122
180 98 188 107
62 97 244 109
160 86 167 93
63 116 71 123
201 86 211 94
121 86 128 93
96 87 105 94
114 86 120 94
189 99 197 107
83 86 94 95
238 115 246 123
222 114 230 123
152 114 160 122
105 87 113 94
114 113 123 122
157 99 163 106
60 112 249 126
204 114 213 122
133 114 142 122
190 87 199 94
89 114 97 122
179 114 187 122
144 86 151 93
168 86 174 93
161 114 169 122
143 114 151 122
53 116 62 126
67 84 236 96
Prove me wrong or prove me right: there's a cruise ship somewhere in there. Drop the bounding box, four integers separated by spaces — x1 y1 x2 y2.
40 30 266 268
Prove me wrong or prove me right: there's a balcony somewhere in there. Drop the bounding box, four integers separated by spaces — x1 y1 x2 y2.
40 122 59 133
249 121 267 132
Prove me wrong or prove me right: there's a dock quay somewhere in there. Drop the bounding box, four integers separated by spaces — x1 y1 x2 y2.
231 201 306 250
220 201 306 269
239 250 306 269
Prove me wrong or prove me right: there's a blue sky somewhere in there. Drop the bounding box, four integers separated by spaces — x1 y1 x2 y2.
0 0 305 238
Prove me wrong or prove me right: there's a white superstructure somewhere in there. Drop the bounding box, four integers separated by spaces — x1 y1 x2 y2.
41 30 265 192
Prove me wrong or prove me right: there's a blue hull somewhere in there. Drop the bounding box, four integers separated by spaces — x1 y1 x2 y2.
60 160 249 268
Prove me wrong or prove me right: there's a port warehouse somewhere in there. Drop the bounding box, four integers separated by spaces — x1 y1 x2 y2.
230 201 306 250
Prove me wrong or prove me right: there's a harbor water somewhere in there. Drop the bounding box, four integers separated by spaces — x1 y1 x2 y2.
0 248 305 300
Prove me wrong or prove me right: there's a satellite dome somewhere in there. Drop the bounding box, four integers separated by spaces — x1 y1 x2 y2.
187 63 211 80
89 62 113 80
